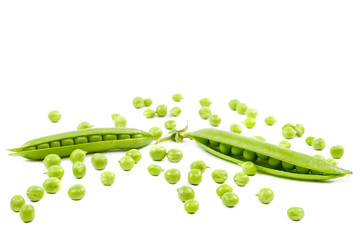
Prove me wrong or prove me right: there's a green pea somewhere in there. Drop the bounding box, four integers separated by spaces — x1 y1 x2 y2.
242 118 256 129
282 162 295 171
231 146 244 156
144 98 153 107
236 103 248 115
209 140 219 147
170 106 182 117
91 153 108 170
312 138 326 150
279 140 291 149
221 192 239 208
147 164 164 176
164 120 177 130
149 127 162 139
177 186 195 202
48 110 61 123
228 99 240 110
26 186 44 202
72 161 86 179
326 158 338 166
172 93 183 102
100 171 115 186
243 149 257 161
188 169 202 185
287 207 305 221
219 143 232 155
132 97 144 108
43 154 61 169
190 160 210 173
43 177 61 194
68 184 86 201
20 204 35 223
144 109 156 118
10 195 25 212
305 136 315 146
209 114 221 127
256 188 274 204
245 108 258 119
230 124 242 134
184 199 199 214
216 184 233 198
233 172 249 187
156 104 167 117
282 126 297 139
70 149 87 163
241 161 257 176
77 121 93 130
164 168 181 184
112 113 121 121
149 145 167 161
199 98 212 107
282 123 294 130
114 115 127 127
211 169 228 183
167 148 183 163
119 156 135 171
294 124 305 137
126 149 142 164
199 107 212 119
296 166 309 174
45 165 64 179
268 158 282 169
330 145 344 159
264 116 277 126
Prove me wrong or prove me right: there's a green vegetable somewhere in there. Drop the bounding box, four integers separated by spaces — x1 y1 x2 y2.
172 94 183 102
216 184 233 198
211 169 228 183
149 145 167 161
177 186 195 202
209 114 221 127
100 171 115 186
190 160 209 173
164 168 181 184
132 97 144 108
184 199 199 214
147 164 164 176
45 165 64 179
199 98 212 107
144 109 156 118
10 195 25 212
330 145 344 159
144 98 153 106
282 162 295 171
170 106 182 117
282 123 294 130
233 172 249 187
188 169 202 185
43 177 61 194
113 115 127 127
77 121 93 130
70 149 87 163
91 153 108 170
287 207 305 221
43 154 61 169
68 184 86 201
264 116 277 126
312 138 326 150
242 118 256 129
243 149 257 161
305 136 315 146
230 124 242 134
279 140 291 149
221 192 239 208
9 128 153 160
242 161 257 175
236 103 248 115
72 161 86 179
167 148 183 163
26 186 45 202
254 136 265 142
282 127 297 139
156 104 167 117
149 127 163 139
256 188 274 204
126 149 142 164
164 120 176 130
48 110 61 123
228 99 240 110
326 158 338 166
245 108 257 119
119 156 135 171
294 124 305 137
199 107 212 119
20 204 35 223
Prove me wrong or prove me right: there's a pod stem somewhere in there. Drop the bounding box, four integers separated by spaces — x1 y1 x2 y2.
156 124 189 144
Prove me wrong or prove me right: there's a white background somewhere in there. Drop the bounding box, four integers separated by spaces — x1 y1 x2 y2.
0 1 359 240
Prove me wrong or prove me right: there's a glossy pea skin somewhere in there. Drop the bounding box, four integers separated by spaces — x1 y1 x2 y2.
149 127 162 139
242 118 256 129
170 106 182 117
279 140 291 149
126 149 142 164
228 99 240 110
48 110 61 123
312 138 326 150
282 126 297 139
236 103 248 115
221 192 239 208
268 158 282 169
43 177 61 194
216 184 233 198
91 153 108 170
20 204 35 223
184 199 199 214
164 168 181 184
243 149 257 161
242 161 257 176
256 188 274 204
10 195 25 212
119 156 135 171
72 161 86 179
245 108 258 119
233 172 249 187
190 160 209 173
100 171 115 186
70 149 87 163
188 169 202 185
132 97 145 108
114 115 127 127
230 124 242 134
199 98 212 107
144 109 156 118
77 121 93 130
45 165 64 179
167 148 183 163
172 94 183 102
144 98 153 107
149 145 167 161
199 107 212 119
209 114 221 127
231 146 244 156
147 164 164 176
211 170 228 183
287 207 305 221
68 184 86 201
43 154 61 169
282 162 295 171
156 105 167 117
264 116 277 126
305 136 315 146
164 120 177 130
330 145 344 159
294 124 305 137
26 186 45 202
219 143 232 155
177 186 195 202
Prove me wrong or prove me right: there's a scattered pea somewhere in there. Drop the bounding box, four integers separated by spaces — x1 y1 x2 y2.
114 115 127 127
287 207 305 221
164 169 181 184
233 172 249 187
209 114 221 127
305 136 315 146
149 127 163 139
126 149 142 164
245 108 258 119
177 186 195 202
279 140 291 149
312 138 326 150
230 124 242 134
330 145 344 159
188 169 202 185
282 126 297 139
100 171 115 186
149 145 167 161
228 99 240 110
43 154 61 169
72 161 87 179
256 188 274 204
119 156 135 171
170 106 182 117
10 195 25 212
294 124 305 137
77 121 93 130
164 120 177 130
282 123 294 130
236 103 248 115
190 160 210 173
70 149 87 163
241 161 257 176
144 98 153 107
20 204 35 223
216 184 233 198
199 107 212 119
156 104 167 117
167 148 183 163
172 94 183 102
184 199 199 214
91 153 108 170
132 97 144 108
43 177 61 194
264 116 277 126
68 184 86 201
26 186 45 202
221 192 239 208
147 164 164 176
48 110 61 123
242 118 256 129
211 169 228 183
144 109 156 118
199 98 212 107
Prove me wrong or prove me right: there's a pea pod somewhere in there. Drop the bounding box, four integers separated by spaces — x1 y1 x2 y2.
9 128 154 160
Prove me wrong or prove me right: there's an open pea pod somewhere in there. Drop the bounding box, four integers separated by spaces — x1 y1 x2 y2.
168 128 350 181
9 128 154 160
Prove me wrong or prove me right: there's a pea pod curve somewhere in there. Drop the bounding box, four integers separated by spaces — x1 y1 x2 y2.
9 128 154 160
